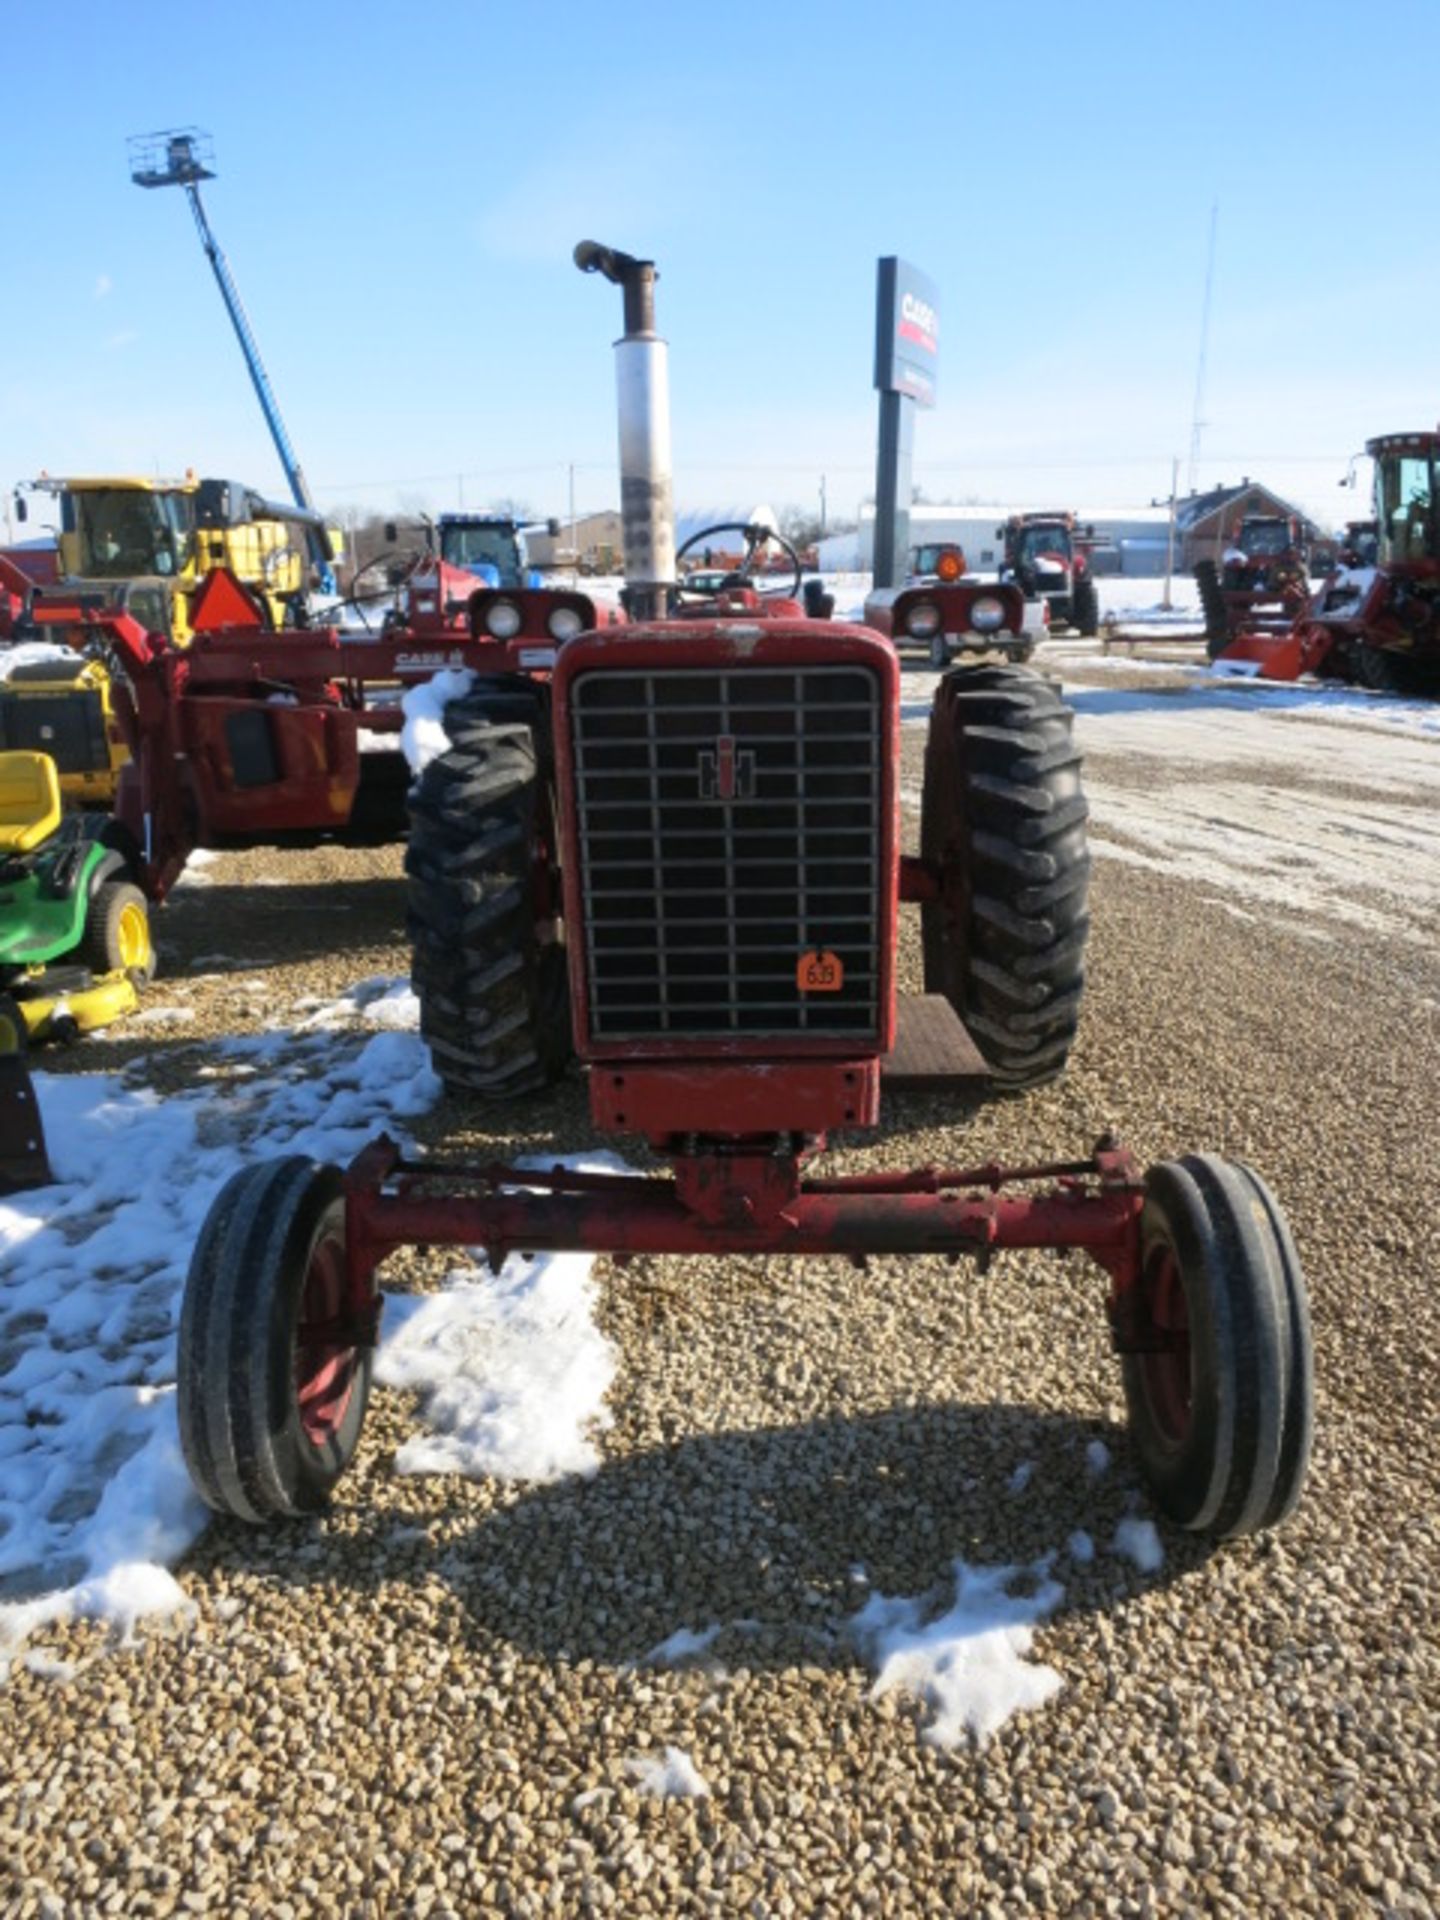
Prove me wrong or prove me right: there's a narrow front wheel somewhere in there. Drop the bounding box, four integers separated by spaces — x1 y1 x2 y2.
177 1158 374 1521
1121 1155 1313 1537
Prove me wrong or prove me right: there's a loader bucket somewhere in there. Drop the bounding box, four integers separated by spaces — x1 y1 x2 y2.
1211 628 1308 681
0 1054 52 1192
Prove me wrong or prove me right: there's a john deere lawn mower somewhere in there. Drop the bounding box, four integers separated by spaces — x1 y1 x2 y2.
0 750 154 1050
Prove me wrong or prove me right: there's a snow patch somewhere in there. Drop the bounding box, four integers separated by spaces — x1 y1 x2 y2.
625 1747 711 1798
1112 1517 1165 1573
1067 1530 1095 1565
641 1624 722 1667
1085 1440 1111 1476
850 1559 1064 1747
375 1158 629 1484
400 668 476 774
0 1023 442 1677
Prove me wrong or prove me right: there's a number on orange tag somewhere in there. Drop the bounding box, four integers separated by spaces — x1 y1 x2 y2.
796 949 844 992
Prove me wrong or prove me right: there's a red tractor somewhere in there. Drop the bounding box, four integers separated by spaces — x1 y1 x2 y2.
1000 512 1100 637
1214 434 1440 694
863 543 1048 667
1196 512 1312 659
0 517 621 1096
172 242 1313 1549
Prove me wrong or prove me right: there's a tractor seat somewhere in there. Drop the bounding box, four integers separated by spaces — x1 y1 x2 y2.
0 751 63 854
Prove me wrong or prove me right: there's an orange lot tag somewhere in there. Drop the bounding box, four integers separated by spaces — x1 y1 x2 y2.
797 949 844 992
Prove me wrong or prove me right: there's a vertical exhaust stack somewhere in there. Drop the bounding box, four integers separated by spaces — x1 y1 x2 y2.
574 242 676 619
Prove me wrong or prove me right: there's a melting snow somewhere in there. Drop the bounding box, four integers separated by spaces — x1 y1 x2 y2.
625 1746 711 1798
400 668 475 774
1086 1440 1111 1476
0 1004 442 1677
1067 1530 1096 1565
850 1559 1065 1747
641 1624 723 1667
1112 1517 1165 1573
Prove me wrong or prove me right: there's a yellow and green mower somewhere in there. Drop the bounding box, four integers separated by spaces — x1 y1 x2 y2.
0 749 154 1051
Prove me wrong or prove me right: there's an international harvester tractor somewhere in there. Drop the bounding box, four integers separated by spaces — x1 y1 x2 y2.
172 243 1312 1548
1214 433 1440 694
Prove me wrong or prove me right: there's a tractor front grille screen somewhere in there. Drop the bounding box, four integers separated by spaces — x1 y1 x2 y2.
0 690 109 774
571 665 882 1040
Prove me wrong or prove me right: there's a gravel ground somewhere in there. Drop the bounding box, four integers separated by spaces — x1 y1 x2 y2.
3 660 1439 1918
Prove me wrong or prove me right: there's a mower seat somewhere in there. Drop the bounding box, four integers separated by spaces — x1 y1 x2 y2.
0 751 63 855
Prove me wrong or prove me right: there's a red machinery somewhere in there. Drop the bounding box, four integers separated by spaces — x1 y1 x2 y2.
174 242 1313 1545
1000 512 1099 637
1215 434 1440 694
862 544 1046 667
1196 512 1312 659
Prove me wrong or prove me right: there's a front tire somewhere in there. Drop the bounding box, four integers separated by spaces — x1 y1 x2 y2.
1195 559 1231 658
81 878 154 983
1071 575 1100 638
920 665 1090 1089
1121 1156 1313 1537
178 1159 373 1521
1353 641 1440 697
406 683 571 1098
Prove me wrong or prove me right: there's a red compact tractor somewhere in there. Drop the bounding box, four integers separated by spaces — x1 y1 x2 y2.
1000 512 1100 637
862 544 1048 667
1196 512 1312 659
1214 434 1440 694
173 243 1313 1547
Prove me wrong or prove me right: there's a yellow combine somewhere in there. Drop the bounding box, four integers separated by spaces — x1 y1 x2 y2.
1 472 339 805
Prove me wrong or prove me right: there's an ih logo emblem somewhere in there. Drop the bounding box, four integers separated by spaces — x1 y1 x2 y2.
698 734 756 802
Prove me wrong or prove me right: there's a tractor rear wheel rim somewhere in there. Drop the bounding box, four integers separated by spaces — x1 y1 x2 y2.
294 1231 358 1448
1138 1245 1192 1449
117 901 150 971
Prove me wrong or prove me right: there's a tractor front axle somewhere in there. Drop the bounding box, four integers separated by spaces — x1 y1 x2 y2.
343 1135 1146 1294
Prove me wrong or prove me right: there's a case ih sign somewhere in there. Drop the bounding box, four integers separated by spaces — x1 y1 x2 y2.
875 257 940 408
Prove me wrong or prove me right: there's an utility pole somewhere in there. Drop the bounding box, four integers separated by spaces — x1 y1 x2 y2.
1163 455 1179 611
819 473 827 536
1186 203 1218 498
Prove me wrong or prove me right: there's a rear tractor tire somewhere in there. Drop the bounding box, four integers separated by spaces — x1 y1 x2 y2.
82 878 154 984
177 1158 373 1521
406 684 572 1099
1120 1155 1313 1536
920 664 1090 1090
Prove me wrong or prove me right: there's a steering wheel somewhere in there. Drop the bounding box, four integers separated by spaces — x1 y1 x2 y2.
674 521 803 604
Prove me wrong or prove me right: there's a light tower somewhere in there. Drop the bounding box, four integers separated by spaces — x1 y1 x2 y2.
127 129 335 592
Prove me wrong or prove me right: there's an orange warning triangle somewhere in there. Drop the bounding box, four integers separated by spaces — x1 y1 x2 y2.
189 567 269 633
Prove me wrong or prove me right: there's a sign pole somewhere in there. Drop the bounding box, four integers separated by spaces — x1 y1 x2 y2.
871 256 939 591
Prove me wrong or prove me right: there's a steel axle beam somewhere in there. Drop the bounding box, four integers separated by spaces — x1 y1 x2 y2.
343 1138 1145 1290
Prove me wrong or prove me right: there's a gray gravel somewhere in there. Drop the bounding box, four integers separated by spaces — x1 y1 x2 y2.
3 684 1439 1917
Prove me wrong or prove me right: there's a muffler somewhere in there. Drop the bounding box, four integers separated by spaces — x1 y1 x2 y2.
574 241 676 618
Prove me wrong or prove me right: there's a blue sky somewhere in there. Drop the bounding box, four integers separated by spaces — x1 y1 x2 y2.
3 0 1437 534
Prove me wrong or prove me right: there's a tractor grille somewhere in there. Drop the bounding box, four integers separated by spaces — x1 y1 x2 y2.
571 665 883 1041
0 689 110 774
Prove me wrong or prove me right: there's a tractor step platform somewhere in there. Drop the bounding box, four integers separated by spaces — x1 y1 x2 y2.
882 994 991 1090
0 1055 52 1193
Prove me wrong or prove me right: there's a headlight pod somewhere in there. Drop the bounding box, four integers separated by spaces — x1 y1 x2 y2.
484 599 522 639
546 605 584 641
970 596 1006 633
905 600 942 638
